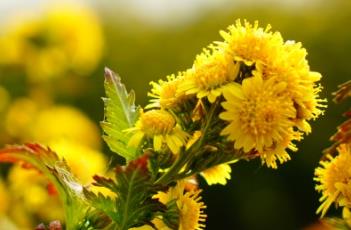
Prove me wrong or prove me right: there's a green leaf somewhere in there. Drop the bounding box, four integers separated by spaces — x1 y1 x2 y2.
101 67 140 161
88 155 165 230
0 143 88 229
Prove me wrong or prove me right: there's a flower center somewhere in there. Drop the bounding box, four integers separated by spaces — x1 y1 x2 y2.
140 110 175 136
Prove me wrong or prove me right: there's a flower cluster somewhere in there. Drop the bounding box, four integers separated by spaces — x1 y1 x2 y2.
123 19 325 229
129 19 325 169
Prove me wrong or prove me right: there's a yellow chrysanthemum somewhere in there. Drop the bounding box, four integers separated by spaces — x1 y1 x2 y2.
127 110 188 154
219 19 283 66
154 181 207 230
220 20 325 125
343 207 351 227
200 163 232 185
178 49 240 103
147 73 188 110
0 4 104 81
256 41 325 123
220 75 299 168
314 144 351 217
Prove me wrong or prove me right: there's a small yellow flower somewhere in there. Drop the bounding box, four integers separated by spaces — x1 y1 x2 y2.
127 110 188 154
220 75 299 168
147 73 188 110
315 144 351 217
200 163 232 185
154 181 207 230
178 49 239 103
219 19 283 66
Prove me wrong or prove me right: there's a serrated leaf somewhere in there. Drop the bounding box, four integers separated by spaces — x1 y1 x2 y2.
0 143 88 229
101 67 140 161
88 155 165 230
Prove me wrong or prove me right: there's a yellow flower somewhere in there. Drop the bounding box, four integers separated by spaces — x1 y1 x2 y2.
7 165 64 227
343 207 351 227
32 106 101 149
314 144 351 217
200 163 232 185
220 75 299 168
5 140 107 228
257 41 325 123
147 73 188 110
0 4 104 81
178 49 240 103
154 181 207 230
49 140 107 184
220 20 325 125
219 19 283 66
5 98 39 139
127 110 188 154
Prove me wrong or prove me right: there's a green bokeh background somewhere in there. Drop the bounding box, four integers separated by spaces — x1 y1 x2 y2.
1 0 351 229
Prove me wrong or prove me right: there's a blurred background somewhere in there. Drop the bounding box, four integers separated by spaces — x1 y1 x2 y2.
0 0 350 229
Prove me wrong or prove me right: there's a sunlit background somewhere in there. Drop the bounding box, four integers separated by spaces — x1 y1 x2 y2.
0 0 350 229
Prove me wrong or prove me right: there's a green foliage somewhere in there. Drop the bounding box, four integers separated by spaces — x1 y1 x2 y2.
0 144 88 230
101 67 141 161
86 155 166 230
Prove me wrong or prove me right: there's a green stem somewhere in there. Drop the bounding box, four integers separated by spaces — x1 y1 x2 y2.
155 99 220 185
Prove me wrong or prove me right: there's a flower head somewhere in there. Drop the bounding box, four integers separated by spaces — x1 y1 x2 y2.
154 181 207 230
200 163 232 185
178 49 239 103
220 75 300 168
315 144 351 217
127 110 188 154
219 19 283 66
147 73 187 110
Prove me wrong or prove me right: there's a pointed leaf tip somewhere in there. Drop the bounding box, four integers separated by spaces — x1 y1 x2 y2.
102 67 141 161
104 67 114 81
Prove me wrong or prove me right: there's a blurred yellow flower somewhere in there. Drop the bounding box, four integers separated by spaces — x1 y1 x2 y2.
33 106 101 149
315 144 351 217
179 50 239 103
5 100 101 149
154 181 206 230
0 4 104 82
220 76 299 168
6 140 107 228
5 98 39 139
128 110 189 154
49 139 107 184
200 163 231 185
7 165 64 228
